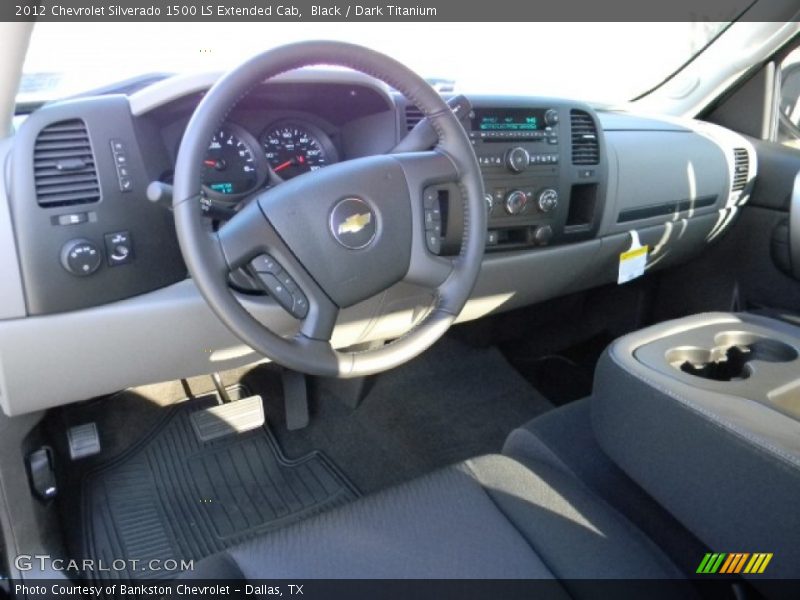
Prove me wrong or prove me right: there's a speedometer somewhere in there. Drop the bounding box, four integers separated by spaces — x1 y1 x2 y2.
261 121 336 180
201 123 264 199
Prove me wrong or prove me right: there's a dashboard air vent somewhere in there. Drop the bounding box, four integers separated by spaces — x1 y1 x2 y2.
732 148 749 192
405 105 424 130
34 119 100 208
570 110 599 165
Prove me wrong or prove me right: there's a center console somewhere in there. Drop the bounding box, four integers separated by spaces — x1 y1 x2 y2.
423 99 607 254
592 313 800 580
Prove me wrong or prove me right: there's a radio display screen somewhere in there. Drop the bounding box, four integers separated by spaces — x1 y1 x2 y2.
472 108 546 132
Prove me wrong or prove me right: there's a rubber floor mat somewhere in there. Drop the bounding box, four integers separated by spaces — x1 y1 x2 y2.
79 388 359 581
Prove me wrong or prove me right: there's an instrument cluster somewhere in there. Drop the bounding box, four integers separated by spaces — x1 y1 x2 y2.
198 117 339 201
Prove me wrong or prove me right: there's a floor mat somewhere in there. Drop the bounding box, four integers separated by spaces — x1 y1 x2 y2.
79 387 358 581
242 336 554 494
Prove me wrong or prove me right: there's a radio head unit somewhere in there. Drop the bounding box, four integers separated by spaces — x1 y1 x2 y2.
471 107 557 133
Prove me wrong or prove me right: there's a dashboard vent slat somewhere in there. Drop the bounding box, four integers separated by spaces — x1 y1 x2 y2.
33 119 100 208
732 148 749 192
570 110 599 165
405 105 424 131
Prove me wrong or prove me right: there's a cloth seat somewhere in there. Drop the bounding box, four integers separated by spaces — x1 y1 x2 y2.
186 453 691 587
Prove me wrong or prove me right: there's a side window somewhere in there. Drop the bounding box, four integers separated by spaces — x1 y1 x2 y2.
778 46 800 148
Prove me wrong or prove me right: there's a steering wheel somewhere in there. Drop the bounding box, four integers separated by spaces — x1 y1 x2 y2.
173 41 485 377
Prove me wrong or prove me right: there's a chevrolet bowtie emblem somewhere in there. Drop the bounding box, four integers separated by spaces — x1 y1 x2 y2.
337 212 372 235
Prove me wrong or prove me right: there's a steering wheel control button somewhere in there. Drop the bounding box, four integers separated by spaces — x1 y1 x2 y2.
423 187 445 253
250 254 282 275
424 205 442 227
256 273 295 311
425 231 442 254
329 197 377 250
250 256 309 319
60 239 102 276
291 295 309 319
104 231 134 266
258 273 308 318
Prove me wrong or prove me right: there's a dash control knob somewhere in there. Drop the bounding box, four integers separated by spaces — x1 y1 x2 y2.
505 147 530 173
533 225 554 245
544 109 559 126
484 193 494 215
61 239 102 276
537 188 559 213
505 190 528 215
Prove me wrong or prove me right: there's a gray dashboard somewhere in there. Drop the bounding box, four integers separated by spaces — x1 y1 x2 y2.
0 70 757 415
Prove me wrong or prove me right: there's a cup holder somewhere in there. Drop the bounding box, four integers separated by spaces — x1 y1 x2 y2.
666 331 798 382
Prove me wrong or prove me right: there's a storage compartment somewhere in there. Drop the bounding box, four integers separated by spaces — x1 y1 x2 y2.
566 183 598 229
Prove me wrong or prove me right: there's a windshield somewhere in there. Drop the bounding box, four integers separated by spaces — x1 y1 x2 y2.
19 22 730 106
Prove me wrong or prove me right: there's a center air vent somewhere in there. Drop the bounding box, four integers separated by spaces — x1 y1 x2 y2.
34 119 100 208
405 105 424 130
732 148 749 192
570 110 599 165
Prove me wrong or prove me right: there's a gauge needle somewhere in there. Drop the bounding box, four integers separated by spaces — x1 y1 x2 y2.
203 160 217 167
273 159 294 172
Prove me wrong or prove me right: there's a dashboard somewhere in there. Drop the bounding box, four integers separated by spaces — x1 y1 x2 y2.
0 68 758 415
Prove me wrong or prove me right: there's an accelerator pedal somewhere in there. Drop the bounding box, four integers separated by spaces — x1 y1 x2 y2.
190 394 265 443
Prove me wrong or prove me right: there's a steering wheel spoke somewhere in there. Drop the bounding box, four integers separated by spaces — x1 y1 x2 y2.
216 194 339 340
391 151 462 289
215 197 276 269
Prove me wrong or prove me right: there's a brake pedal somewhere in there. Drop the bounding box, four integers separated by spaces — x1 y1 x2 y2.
67 422 101 460
190 395 265 442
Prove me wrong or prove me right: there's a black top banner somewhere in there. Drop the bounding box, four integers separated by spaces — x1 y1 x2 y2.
1 0 791 22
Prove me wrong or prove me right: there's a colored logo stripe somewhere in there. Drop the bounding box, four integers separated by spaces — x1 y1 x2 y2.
720 553 749 574
697 553 726 573
697 553 773 574
744 553 773 574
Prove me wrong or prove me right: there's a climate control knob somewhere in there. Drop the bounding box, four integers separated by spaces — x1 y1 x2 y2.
537 188 559 213
505 147 530 173
484 193 494 215
60 239 102 277
505 190 528 215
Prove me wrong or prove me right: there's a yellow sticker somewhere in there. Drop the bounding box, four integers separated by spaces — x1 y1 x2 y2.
620 245 649 262
618 243 649 284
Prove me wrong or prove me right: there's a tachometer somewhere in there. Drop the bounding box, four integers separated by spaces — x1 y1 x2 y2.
201 123 264 199
261 121 337 180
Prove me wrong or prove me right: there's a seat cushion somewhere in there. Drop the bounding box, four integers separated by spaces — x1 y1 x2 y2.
503 399 709 577
186 454 688 584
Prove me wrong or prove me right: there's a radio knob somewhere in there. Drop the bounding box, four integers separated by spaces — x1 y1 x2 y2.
537 188 559 213
505 147 530 173
544 109 559 126
505 190 528 215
